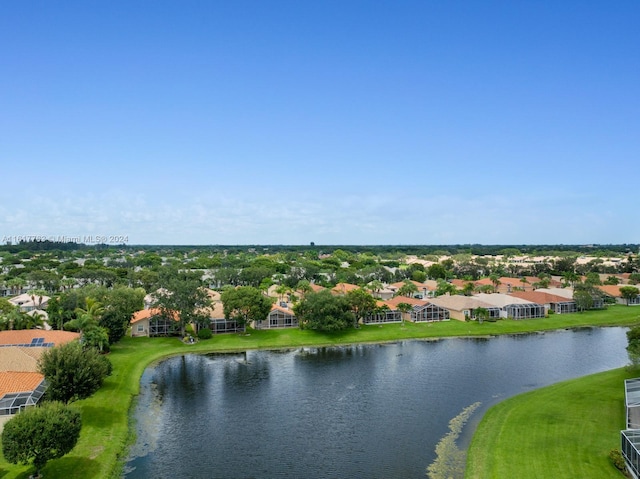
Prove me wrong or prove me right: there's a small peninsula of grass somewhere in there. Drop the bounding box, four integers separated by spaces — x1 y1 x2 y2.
0 305 639 478
465 366 636 479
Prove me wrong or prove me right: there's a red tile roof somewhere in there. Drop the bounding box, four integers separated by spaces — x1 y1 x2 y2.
0 330 79 347
0 371 44 396
384 296 427 309
509 291 573 304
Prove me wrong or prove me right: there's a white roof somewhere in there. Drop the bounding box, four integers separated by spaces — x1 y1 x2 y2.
429 295 496 311
536 287 574 299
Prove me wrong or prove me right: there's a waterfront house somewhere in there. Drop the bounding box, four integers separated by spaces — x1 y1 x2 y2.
473 293 545 319
429 295 500 321
509 290 577 314
254 303 299 329
131 308 179 337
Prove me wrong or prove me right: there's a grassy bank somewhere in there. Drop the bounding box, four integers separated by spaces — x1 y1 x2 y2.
465 367 635 479
0 305 639 478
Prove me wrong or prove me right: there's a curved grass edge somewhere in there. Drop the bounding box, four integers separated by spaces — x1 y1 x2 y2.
0 305 638 478
465 366 637 479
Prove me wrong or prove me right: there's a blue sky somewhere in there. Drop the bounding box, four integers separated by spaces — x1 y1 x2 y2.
1 1 638 245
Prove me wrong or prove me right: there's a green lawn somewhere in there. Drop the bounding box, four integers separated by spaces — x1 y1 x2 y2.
1 305 639 478
465 367 634 479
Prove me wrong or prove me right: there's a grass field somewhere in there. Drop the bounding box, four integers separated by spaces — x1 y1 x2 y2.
1 305 639 478
465 367 635 479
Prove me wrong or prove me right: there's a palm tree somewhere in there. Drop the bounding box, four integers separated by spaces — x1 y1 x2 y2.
367 280 384 297
61 278 77 291
474 307 489 324
275 284 288 303
396 302 413 326
7 278 26 296
30 289 48 310
66 298 104 334
520 277 529 291
489 273 501 293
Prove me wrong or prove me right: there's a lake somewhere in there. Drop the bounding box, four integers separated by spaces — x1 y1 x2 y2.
124 327 629 478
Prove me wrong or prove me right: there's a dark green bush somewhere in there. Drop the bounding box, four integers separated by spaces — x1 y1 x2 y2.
198 328 212 340
609 448 626 472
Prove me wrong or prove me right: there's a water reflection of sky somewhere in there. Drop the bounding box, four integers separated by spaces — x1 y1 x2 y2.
125 327 629 479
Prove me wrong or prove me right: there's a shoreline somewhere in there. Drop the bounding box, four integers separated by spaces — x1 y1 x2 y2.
1 307 637 478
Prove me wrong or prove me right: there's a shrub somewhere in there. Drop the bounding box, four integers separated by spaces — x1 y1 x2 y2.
39 341 112 403
609 448 626 472
198 327 212 340
2 401 81 476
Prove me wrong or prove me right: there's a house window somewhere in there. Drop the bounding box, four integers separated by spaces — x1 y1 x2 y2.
137 325 144 332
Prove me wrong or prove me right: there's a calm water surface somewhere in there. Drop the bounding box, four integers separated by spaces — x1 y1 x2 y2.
124 327 628 479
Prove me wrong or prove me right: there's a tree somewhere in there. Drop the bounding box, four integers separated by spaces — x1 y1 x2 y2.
473 307 489 324
573 283 601 312
584 272 601 286
2 401 81 477
620 286 640 306
396 302 413 326
489 273 501 293
628 325 640 368
461 282 475 296
294 290 354 331
435 280 457 297
221 286 273 330
154 268 211 336
396 280 418 298
99 286 145 344
346 288 377 328
604 275 621 285
427 263 447 280
296 279 312 296
38 341 112 403
366 280 384 296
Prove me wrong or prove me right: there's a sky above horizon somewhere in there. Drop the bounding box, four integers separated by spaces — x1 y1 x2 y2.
1 1 639 245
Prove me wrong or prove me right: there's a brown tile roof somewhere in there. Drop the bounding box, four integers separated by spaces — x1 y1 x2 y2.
0 330 79 347
384 296 427 309
331 283 361 294
0 347 45 373
0 371 44 396
596 285 625 297
509 291 574 304
270 304 296 315
131 308 179 324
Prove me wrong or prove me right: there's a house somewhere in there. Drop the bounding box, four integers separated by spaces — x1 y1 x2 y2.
254 304 298 330
388 281 433 299
597 285 640 306
473 293 545 319
429 295 500 321
411 302 450 322
536 287 605 310
203 290 245 334
362 300 403 324
131 308 179 337
379 296 450 322
509 291 577 314
0 331 79 419
8 293 50 312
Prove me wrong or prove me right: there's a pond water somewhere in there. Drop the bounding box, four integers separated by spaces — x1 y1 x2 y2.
124 327 629 479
